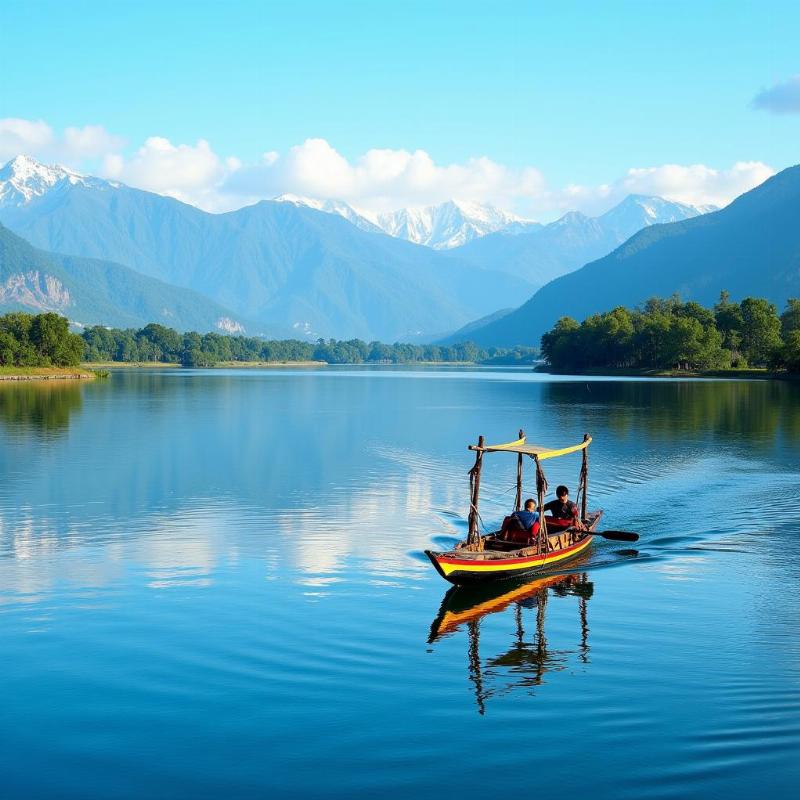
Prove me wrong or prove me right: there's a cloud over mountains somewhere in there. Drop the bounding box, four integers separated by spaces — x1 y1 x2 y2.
0 116 776 219
0 118 124 164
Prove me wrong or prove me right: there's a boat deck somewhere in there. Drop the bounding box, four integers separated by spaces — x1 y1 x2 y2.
447 511 602 561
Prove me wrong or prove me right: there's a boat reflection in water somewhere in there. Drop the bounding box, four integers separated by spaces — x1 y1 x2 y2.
428 569 593 715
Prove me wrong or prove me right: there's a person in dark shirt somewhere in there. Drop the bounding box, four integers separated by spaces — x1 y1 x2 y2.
511 498 540 531
544 485 581 524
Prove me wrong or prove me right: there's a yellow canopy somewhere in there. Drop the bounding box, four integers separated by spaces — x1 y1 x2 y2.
470 435 591 461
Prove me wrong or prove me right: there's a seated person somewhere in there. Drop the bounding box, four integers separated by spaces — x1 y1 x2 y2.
502 498 540 541
544 485 581 527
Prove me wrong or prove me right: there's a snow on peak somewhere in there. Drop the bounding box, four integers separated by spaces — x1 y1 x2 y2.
273 193 325 209
0 154 111 208
375 199 531 249
273 194 382 234
272 194 533 248
597 194 709 238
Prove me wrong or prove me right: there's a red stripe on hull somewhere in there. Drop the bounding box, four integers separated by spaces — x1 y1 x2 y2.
436 535 591 567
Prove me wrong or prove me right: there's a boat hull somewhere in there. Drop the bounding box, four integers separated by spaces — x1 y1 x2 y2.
426 533 594 585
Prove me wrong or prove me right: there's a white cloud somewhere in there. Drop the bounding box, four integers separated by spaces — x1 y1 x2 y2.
0 117 778 217
219 137 547 214
102 137 228 207
0 118 54 161
556 162 776 217
617 161 775 209
62 125 125 159
211 140 774 217
0 117 124 165
752 75 800 114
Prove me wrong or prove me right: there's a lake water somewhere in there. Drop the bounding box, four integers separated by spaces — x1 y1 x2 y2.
1 368 799 799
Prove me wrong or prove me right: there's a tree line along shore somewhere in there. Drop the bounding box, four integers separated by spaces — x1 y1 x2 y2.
540 293 800 374
0 312 536 374
2 294 799 379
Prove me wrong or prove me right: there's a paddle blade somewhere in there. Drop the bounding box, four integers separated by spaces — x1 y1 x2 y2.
595 530 640 542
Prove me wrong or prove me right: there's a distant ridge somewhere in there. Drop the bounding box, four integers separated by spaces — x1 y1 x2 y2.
0 157 531 341
447 194 711 291
374 200 530 249
454 164 800 347
275 194 531 249
0 222 260 333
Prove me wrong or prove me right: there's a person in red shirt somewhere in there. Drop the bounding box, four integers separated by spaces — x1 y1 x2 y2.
544 485 582 527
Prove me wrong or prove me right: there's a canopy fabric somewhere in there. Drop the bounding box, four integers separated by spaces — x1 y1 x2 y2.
471 435 591 461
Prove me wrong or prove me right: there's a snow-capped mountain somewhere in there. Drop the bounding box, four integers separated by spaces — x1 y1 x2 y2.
448 194 714 292
0 156 530 341
273 193 382 233
450 165 800 349
0 154 113 208
275 193 534 249
374 200 531 249
596 194 715 240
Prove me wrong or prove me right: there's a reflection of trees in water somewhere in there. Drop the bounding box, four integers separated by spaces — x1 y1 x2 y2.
0 382 83 436
542 380 800 443
430 573 593 715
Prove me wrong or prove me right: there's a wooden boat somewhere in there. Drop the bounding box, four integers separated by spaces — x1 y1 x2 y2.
425 431 601 585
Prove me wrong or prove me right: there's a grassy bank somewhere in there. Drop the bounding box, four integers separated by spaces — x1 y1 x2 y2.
213 360 328 368
80 360 484 369
0 366 96 381
535 365 789 379
82 361 181 368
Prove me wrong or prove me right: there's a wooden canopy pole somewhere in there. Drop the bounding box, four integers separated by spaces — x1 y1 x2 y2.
534 455 548 554
467 435 485 547
581 433 589 522
514 428 525 511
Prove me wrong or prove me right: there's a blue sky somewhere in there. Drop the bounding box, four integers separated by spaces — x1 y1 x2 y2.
1 0 797 216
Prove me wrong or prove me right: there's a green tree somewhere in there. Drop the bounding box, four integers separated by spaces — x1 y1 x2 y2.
541 316 581 369
714 290 745 364
633 309 672 367
0 331 19 365
781 331 800 373
140 323 183 361
780 298 800 339
739 297 782 366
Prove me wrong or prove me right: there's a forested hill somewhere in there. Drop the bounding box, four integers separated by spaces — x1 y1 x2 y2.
458 164 800 348
0 222 259 333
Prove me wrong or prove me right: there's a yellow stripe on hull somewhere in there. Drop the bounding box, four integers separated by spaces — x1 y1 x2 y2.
433 535 593 580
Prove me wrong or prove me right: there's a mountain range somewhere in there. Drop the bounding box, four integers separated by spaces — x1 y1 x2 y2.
274 189 710 291
448 194 710 291
0 155 725 342
456 164 800 348
0 156 530 339
275 194 529 249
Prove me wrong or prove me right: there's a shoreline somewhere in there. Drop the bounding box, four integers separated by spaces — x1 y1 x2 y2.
80 360 486 369
535 366 796 380
82 361 181 369
0 367 97 381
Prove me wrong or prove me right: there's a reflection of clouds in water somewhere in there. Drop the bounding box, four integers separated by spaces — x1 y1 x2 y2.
133 506 230 587
2 507 58 561
0 440 555 602
0 455 456 603
279 453 463 585
0 502 246 602
0 508 122 602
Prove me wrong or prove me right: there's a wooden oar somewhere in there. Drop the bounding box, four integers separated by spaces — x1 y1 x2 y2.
591 529 639 542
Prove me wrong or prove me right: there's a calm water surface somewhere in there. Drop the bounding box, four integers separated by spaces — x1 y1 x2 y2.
1 367 799 798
